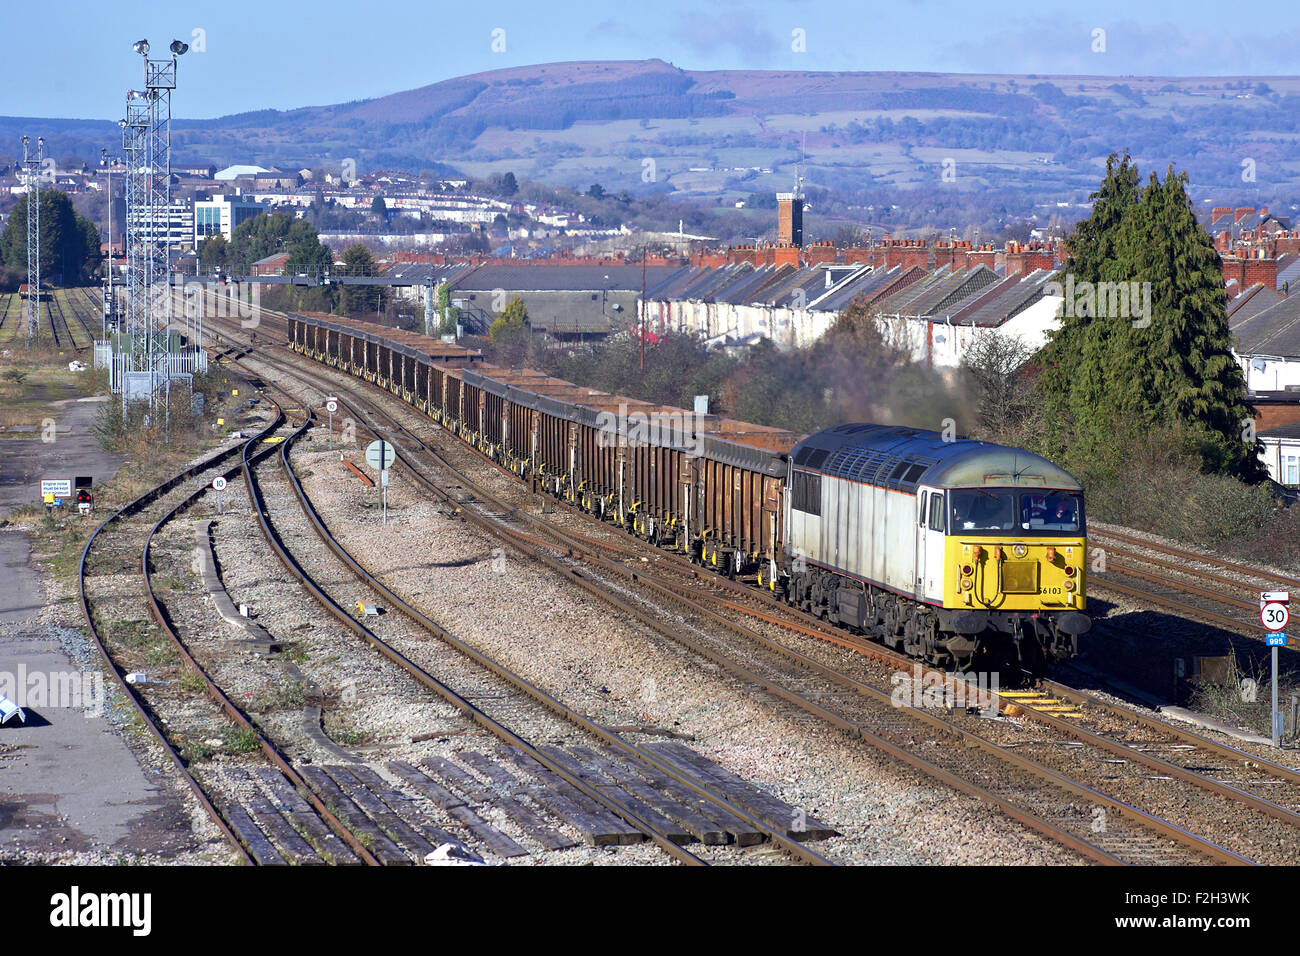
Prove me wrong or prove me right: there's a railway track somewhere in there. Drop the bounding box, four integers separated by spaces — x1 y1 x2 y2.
58 287 100 347
1089 527 1298 636
79 401 297 865
237 374 836 865
80 395 414 865
46 291 78 351
210 315 1268 865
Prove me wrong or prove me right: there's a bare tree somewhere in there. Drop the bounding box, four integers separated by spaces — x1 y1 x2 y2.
960 330 1040 443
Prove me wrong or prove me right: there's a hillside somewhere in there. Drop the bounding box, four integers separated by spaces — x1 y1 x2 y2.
4 60 1299 222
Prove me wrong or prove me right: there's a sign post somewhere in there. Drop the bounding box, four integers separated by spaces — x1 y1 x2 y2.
212 475 227 514
1262 591 1290 747
365 440 396 525
40 478 72 500
326 397 337 439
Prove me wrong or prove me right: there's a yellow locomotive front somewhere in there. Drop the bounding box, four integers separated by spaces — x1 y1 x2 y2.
943 487 1087 613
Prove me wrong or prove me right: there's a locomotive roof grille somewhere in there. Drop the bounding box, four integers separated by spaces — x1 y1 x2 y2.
791 423 1082 491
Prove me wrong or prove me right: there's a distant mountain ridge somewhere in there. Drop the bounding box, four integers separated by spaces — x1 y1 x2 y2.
4 59 1298 214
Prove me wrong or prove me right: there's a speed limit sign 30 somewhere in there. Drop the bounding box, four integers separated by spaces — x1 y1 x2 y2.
1262 602 1290 630
1261 591 1290 630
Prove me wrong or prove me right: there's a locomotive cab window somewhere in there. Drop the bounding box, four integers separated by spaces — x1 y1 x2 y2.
1020 491 1084 533
927 493 945 532
949 488 1084 535
918 491 927 527
951 489 1015 531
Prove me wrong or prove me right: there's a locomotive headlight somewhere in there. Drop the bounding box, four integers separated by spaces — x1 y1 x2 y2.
1012 544 1027 558
1064 578 1076 591
960 577 973 590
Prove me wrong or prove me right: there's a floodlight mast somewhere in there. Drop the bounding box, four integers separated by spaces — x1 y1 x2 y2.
21 135 42 346
120 39 187 423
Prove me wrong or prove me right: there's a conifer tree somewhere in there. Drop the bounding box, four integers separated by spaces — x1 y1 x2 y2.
1038 156 1262 480
1113 168 1263 478
1038 152 1140 456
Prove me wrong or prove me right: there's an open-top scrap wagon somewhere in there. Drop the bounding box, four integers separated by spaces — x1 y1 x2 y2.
287 313 798 580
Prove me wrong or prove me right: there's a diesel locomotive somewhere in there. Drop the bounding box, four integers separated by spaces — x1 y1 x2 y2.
781 424 1089 674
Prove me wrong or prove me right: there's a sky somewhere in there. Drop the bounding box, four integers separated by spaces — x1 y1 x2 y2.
7 0 1300 120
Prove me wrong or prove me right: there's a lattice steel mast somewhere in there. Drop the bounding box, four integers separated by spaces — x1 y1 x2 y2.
120 39 187 419
21 136 42 345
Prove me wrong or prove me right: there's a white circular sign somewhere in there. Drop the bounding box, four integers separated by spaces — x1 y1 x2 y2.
212 476 228 492
326 400 338 413
1262 602 1290 630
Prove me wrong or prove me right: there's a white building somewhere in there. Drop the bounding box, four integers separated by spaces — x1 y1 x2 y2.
642 263 1064 367
194 193 265 243
215 164 270 181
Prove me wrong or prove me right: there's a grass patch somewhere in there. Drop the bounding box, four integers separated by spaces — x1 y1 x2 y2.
277 642 309 665
331 727 370 747
182 739 216 763
252 678 307 713
110 619 155 651
1188 652 1300 738
144 645 175 668
178 670 208 696
225 727 261 754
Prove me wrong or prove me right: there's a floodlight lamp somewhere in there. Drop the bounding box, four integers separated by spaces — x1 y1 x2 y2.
170 40 188 55
133 39 149 55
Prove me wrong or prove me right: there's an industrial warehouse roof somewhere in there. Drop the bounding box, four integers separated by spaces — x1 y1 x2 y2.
381 263 474 285
215 164 271 181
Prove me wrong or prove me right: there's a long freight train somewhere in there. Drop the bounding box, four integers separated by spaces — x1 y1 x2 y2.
287 312 1090 674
